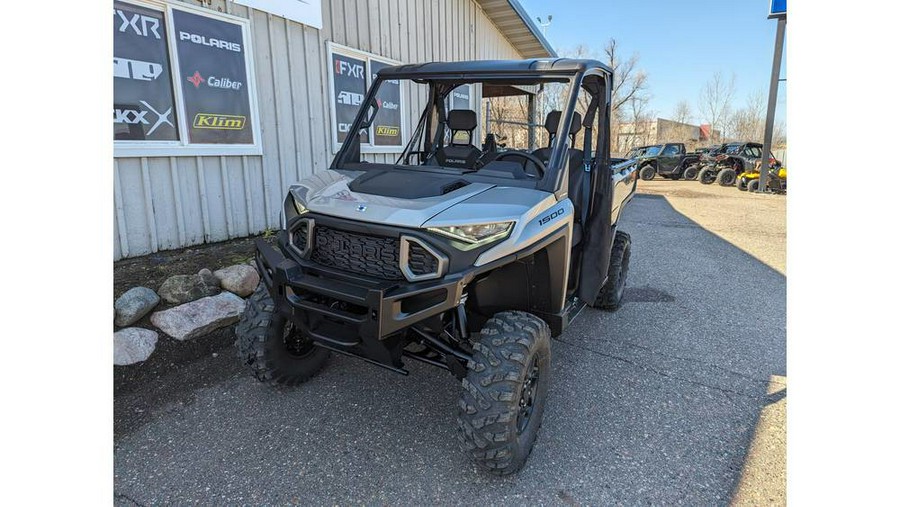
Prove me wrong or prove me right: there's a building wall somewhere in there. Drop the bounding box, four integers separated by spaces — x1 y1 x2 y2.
114 0 522 260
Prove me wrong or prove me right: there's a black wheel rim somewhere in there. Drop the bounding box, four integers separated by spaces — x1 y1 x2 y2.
282 321 316 358
516 358 541 435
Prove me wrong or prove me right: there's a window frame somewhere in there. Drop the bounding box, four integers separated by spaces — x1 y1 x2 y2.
326 41 408 155
114 0 262 157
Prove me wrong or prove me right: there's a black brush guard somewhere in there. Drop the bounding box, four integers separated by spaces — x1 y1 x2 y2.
253 235 470 376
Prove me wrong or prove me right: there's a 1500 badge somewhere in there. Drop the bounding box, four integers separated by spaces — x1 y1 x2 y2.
538 208 564 226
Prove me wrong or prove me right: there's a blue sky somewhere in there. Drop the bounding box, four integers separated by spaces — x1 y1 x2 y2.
518 0 786 124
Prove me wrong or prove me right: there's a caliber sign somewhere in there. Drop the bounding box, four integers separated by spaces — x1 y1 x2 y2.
113 1 178 141
173 9 253 144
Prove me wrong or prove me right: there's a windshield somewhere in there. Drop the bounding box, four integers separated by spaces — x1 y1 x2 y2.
333 75 586 184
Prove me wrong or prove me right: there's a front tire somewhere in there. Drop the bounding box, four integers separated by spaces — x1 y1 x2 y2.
748 179 760 192
683 164 699 180
698 167 716 184
235 284 330 386
639 165 656 181
717 168 737 186
457 311 551 476
595 231 631 310
737 177 748 191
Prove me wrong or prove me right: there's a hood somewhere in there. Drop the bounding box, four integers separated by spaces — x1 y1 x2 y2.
289 170 496 228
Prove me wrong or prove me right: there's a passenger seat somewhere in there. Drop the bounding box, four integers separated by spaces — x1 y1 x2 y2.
431 110 482 169
533 111 586 245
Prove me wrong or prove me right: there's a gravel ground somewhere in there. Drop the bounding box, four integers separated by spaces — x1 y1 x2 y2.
114 179 786 505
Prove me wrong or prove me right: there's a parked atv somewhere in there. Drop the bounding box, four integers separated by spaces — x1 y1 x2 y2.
636 142 701 181
746 166 787 193
698 142 780 187
235 59 637 476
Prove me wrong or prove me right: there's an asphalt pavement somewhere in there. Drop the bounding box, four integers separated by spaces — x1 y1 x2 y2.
114 180 786 505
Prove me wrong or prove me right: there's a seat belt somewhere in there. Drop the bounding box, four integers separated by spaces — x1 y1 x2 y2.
581 123 592 228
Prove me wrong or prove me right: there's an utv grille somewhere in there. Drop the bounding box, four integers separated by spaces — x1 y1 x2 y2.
311 226 406 280
407 242 439 276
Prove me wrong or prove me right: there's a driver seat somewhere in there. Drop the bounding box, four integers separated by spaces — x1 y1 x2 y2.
430 110 482 169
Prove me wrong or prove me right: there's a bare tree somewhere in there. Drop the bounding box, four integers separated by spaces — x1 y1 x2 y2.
725 90 767 141
672 100 692 124
697 72 735 143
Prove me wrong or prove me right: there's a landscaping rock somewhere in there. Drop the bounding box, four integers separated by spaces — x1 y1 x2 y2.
213 264 260 297
150 292 246 341
114 328 158 365
114 287 160 327
158 271 220 304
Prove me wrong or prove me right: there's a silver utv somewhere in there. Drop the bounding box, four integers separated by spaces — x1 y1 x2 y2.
236 59 637 475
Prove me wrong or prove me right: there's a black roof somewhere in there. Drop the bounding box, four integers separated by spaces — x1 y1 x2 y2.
377 58 613 80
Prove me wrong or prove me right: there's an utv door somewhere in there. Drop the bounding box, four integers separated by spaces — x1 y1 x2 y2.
657 143 683 175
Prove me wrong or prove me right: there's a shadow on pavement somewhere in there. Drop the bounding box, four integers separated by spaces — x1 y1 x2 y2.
114 194 786 505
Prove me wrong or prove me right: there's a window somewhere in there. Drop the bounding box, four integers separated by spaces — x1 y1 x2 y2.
662 144 681 156
644 145 662 157
327 42 407 153
114 1 260 157
743 145 763 158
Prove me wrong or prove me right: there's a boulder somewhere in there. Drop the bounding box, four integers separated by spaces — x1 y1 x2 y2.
213 264 260 297
114 328 158 365
158 271 220 304
150 292 246 341
114 286 160 327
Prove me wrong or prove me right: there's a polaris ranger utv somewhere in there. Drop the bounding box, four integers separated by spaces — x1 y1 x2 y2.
236 59 637 475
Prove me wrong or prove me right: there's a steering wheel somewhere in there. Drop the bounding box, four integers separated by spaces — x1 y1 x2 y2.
493 151 546 179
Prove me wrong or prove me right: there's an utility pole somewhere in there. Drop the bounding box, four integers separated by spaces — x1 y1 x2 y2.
759 1 786 193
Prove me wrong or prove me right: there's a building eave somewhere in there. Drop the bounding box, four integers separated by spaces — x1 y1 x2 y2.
475 0 557 58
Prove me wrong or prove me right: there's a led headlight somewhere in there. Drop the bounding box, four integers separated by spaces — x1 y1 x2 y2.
428 222 514 247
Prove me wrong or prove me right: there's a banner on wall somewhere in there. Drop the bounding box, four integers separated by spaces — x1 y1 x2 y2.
173 9 254 144
370 60 402 147
113 1 179 141
328 43 406 152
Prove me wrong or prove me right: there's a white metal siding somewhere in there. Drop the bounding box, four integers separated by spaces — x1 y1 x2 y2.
114 0 524 259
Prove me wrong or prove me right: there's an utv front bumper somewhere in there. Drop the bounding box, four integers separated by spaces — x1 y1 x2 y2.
253 234 467 370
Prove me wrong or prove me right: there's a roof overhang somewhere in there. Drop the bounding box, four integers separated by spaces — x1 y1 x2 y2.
476 0 557 59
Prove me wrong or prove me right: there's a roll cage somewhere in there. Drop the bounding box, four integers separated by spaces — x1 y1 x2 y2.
331 59 613 202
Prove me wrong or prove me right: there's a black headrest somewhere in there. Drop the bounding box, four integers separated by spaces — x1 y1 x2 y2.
544 110 583 136
447 109 477 131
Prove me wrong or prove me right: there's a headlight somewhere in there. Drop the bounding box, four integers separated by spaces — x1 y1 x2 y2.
428 222 514 247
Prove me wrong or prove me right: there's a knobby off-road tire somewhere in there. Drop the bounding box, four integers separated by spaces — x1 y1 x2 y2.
698 167 716 185
235 284 330 386
737 177 748 191
457 311 551 476
683 164 699 180
717 168 737 186
748 179 760 192
595 230 631 310
639 165 656 181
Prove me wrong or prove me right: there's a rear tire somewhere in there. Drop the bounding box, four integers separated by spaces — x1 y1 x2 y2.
698 167 716 185
596 231 631 311
457 311 551 476
737 177 748 191
639 165 656 181
717 168 737 186
235 284 330 386
683 164 699 180
748 179 760 192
